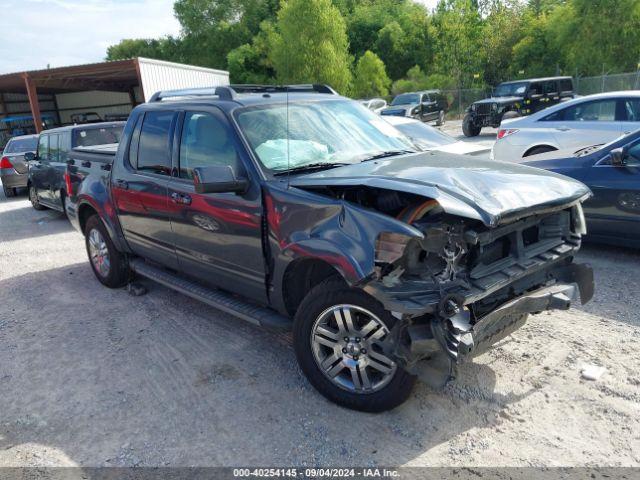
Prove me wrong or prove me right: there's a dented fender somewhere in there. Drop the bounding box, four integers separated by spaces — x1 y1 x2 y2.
264 183 423 313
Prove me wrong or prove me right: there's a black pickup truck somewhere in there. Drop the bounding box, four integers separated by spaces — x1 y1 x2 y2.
65 85 594 412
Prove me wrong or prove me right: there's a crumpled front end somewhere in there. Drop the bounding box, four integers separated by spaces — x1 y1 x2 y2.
363 201 594 384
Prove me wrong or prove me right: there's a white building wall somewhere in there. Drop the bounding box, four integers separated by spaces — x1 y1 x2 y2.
137 57 229 101
54 90 137 125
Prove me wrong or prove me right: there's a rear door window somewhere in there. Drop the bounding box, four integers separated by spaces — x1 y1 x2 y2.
563 99 617 122
37 135 49 161
542 80 558 95
136 111 175 175
623 98 640 122
560 79 573 93
49 134 60 162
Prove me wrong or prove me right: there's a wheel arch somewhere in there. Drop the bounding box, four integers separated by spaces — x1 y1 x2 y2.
523 144 559 157
282 257 348 317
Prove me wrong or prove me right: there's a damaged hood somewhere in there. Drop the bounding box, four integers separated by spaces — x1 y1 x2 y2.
290 152 591 226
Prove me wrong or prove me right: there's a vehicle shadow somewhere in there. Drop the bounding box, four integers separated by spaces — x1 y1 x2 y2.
0 205 71 242
0 263 533 467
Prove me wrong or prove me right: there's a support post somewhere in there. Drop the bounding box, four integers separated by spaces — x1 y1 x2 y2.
22 73 43 133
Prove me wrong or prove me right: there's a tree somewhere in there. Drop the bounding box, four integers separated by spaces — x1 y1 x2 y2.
106 38 182 62
352 51 391 98
347 0 433 81
431 0 484 89
268 0 352 93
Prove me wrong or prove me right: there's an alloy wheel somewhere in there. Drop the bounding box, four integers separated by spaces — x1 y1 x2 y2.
310 304 397 394
88 228 110 278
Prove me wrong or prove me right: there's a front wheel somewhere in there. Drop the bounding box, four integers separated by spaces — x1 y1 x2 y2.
462 114 481 137
293 279 415 412
85 215 130 288
29 185 46 210
2 184 16 198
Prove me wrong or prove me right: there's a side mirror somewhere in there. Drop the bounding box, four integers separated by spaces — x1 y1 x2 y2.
193 165 249 194
24 151 36 161
610 147 626 166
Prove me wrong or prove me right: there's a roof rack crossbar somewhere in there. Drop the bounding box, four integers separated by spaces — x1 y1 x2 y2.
148 84 337 102
149 86 236 102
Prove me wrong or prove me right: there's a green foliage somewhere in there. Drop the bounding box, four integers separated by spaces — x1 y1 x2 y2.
391 66 455 94
268 0 352 93
352 51 391 98
106 0 640 95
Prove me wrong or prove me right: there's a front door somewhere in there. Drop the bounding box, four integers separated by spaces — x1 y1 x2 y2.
112 110 179 269
581 140 640 243
31 134 51 203
168 109 267 303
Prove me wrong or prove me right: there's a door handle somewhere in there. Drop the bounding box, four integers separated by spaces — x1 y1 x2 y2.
555 126 571 132
170 192 192 205
114 179 128 190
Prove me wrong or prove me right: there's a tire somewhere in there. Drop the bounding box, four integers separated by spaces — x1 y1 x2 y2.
29 185 46 210
3 184 16 198
293 278 416 412
435 110 446 126
462 113 481 137
84 214 130 288
524 145 557 157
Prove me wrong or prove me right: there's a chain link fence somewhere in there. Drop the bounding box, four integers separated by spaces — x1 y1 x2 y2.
439 71 640 120
575 71 640 96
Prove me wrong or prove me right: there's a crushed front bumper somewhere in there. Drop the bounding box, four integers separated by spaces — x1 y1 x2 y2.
383 262 594 385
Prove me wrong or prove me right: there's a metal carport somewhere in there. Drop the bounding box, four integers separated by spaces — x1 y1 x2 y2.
0 57 229 143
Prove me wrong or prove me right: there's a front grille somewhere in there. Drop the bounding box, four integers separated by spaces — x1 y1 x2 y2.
467 210 576 283
475 103 493 116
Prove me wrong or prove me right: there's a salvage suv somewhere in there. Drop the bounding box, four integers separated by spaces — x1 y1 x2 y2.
463 76 575 137
65 85 594 412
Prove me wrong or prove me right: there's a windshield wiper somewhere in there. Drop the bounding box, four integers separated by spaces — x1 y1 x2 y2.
273 162 350 176
359 149 414 162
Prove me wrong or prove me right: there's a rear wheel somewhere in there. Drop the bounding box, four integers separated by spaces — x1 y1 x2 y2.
85 215 130 288
29 185 46 210
293 279 415 412
462 113 481 137
435 110 446 126
2 185 16 198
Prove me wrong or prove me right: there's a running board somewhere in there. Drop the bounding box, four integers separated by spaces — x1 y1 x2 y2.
130 259 291 331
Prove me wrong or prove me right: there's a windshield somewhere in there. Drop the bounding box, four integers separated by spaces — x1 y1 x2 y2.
72 125 123 147
493 82 528 97
235 100 413 173
4 136 38 153
391 94 420 105
392 121 456 149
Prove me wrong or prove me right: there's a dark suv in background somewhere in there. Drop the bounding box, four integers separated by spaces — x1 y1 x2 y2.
463 76 575 137
381 90 448 125
26 122 124 212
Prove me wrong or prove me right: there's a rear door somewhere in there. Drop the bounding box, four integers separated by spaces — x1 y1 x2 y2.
167 108 267 303
549 98 623 149
619 97 640 136
31 134 51 202
422 93 437 121
112 110 179 269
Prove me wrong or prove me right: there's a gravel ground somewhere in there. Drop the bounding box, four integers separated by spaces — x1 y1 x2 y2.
0 184 639 468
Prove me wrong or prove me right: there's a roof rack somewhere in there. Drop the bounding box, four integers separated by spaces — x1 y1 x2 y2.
148 84 337 102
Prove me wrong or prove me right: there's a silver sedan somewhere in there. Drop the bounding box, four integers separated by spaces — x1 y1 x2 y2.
0 134 38 198
491 91 640 162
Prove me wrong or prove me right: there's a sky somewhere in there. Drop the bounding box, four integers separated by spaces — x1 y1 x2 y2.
0 0 438 75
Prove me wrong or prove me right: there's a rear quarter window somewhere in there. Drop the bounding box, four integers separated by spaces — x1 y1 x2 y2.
135 111 175 175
